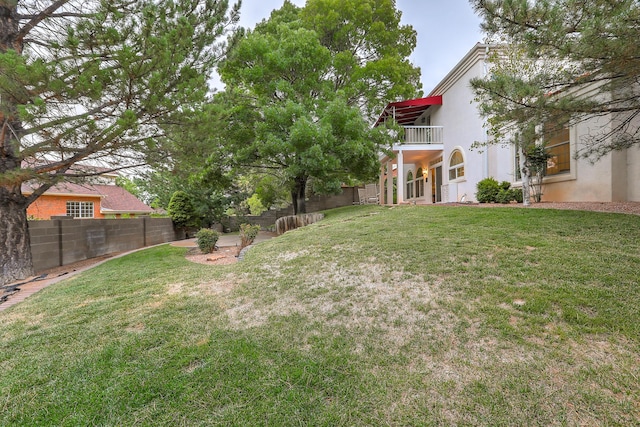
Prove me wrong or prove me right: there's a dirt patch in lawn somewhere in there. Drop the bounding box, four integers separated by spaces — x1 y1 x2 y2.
184 246 241 266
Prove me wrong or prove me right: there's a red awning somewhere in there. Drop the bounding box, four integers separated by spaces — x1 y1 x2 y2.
375 95 443 126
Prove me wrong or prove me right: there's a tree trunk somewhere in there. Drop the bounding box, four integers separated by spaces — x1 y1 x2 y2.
291 176 307 215
0 4 33 286
519 146 531 207
0 188 34 286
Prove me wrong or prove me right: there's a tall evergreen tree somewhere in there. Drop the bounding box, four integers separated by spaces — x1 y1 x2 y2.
470 0 640 161
0 0 240 286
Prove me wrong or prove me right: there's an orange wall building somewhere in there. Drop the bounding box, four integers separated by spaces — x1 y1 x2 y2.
23 182 153 220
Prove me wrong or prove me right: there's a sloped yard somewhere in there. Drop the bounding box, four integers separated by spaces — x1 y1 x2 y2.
1 205 638 425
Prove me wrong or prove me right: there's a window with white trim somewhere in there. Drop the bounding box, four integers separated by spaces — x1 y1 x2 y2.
448 150 465 181
415 167 425 197
406 171 414 199
66 201 94 218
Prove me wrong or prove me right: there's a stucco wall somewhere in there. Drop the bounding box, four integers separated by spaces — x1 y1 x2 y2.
387 43 639 204
627 145 640 202
624 111 640 202
430 58 508 202
541 114 625 202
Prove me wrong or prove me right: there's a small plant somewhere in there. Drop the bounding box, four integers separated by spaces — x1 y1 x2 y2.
495 188 513 204
510 188 523 203
522 144 551 203
476 177 500 203
239 223 260 248
477 178 522 204
195 228 219 254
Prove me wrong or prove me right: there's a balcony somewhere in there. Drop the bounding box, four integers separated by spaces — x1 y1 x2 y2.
402 126 443 144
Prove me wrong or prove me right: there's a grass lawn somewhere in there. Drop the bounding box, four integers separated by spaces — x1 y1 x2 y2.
1 205 639 426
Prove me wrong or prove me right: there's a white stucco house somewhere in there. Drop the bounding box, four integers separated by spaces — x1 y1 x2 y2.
377 43 640 205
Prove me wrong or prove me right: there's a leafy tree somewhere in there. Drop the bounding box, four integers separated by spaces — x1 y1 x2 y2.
219 0 419 214
470 0 640 161
167 191 199 231
115 176 144 200
253 173 290 210
138 167 235 226
137 96 253 223
245 194 267 216
300 0 421 120
0 0 240 286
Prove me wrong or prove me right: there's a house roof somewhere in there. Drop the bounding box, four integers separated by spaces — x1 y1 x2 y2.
375 95 443 126
22 182 153 214
95 185 153 214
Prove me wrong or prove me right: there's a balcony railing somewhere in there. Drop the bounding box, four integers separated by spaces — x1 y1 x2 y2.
403 126 443 144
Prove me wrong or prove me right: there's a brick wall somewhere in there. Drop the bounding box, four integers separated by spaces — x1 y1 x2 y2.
28 195 106 219
28 217 181 272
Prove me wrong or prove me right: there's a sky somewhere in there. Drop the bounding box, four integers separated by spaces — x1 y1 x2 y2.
232 0 484 94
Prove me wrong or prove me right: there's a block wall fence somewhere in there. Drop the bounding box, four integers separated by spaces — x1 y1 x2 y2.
230 186 361 230
28 217 182 273
27 186 362 272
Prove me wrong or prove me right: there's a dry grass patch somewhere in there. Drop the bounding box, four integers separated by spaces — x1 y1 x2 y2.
1 206 639 426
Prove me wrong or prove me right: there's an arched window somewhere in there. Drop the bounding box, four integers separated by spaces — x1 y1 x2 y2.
406 171 414 199
415 168 425 197
448 149 465 181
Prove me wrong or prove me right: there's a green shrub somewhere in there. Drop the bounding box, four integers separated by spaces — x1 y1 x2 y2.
510 188 524 203
476 178 500 203
168 191 199 230
240 223 260 248
195 228 219 253
495 189 512 204
499 181 512 191
495 187 523 204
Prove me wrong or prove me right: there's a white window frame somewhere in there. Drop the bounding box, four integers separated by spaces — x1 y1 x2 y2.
66 201 94 218
415 167 425 198
448 148 465 182
406 170 414 199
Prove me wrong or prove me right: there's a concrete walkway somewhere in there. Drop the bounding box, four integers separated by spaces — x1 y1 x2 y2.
0 231 277 312
170 231 276 248
0 250 142 312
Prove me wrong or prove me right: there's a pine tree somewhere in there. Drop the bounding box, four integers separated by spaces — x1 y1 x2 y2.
0 0 240 286
471 0 640 160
